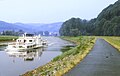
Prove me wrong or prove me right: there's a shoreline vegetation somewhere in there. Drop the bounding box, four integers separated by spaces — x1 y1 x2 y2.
0 36 18 41
0 36 18 46
22 36 96 76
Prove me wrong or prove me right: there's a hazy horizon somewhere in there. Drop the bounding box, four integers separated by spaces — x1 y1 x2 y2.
0 0 118 23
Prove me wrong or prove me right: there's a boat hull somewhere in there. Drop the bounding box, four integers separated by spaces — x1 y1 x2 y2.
5 45 43 52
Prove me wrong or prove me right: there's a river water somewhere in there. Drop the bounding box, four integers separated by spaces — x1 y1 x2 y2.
0 37 73 76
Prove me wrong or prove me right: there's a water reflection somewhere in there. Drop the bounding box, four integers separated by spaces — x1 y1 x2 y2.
6 48 44 61
0 37 73 76
0 45 6 51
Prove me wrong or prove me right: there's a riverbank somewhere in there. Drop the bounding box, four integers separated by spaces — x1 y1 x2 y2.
0 36 18 46
0 36 18 41
22 36 96 76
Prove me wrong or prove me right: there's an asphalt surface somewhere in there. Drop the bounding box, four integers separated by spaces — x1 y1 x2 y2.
64 38 120 76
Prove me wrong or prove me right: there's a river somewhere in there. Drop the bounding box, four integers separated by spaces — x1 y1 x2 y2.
0 37 73 76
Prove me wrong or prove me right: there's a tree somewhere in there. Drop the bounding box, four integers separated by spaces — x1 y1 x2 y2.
59 18 87 36
44 31 49 36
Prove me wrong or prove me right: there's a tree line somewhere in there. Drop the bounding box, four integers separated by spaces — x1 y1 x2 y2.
59 0 120 36
0 30 24 36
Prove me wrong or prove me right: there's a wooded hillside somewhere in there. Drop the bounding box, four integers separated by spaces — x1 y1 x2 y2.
59 0 120 36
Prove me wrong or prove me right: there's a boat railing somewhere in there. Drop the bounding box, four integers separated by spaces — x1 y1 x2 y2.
8 42 36 45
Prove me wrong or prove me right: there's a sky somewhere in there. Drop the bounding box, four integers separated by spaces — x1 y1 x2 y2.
0 0 118 23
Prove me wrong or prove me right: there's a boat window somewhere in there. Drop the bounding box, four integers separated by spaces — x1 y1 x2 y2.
29 40 32 42
27 46 30 48
24 40 26 43
19 46 22 48
18 40 21 42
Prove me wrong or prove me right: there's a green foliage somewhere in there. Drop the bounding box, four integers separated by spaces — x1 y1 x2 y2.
61 45 74 53
94 0 120 36
59 0 120 36
52 55 60 61
0 36 18 41
1 30 24 36
53 36 95 61
59 18 87 36
86 18 96 35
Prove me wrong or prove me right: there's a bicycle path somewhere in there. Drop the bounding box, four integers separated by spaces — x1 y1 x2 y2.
64 38 120 76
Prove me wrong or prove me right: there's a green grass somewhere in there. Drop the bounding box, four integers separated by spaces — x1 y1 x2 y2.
60 36 81 44
101 36 120 51
0 36 18 41
60 45 74 53
22 36 96 76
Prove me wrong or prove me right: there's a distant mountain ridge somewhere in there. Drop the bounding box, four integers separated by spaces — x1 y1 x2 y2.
0 21 23 31
0 21 63 33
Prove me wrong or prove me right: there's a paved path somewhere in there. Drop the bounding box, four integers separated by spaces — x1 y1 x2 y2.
64 38 120 76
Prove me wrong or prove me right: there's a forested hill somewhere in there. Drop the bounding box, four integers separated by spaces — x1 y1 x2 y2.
59 18 89 36
59 0 120 36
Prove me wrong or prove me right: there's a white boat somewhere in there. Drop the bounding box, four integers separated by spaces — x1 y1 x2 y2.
5 33 47 51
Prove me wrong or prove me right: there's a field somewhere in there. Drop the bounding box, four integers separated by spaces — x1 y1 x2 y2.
0 36 18 42
22 36 96 76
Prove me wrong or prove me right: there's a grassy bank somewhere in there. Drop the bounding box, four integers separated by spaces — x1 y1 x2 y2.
102 36 120 51
22 36 96 76
0 36 18 42
60 36 81 45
